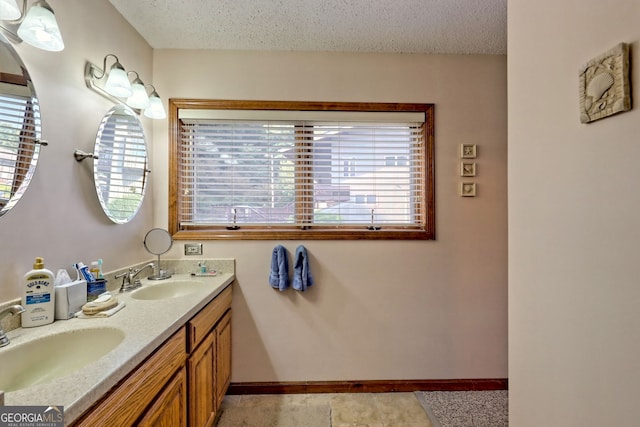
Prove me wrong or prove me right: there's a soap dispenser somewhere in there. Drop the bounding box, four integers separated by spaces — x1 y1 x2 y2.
22 257 55 327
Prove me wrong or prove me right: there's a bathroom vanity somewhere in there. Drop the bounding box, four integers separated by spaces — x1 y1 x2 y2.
72 285 232 426
0 265 234 427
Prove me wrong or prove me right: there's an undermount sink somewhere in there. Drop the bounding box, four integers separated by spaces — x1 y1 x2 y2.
130 280 205 301
0 326 125 392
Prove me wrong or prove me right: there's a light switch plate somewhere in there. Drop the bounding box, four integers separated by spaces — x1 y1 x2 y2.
184 243 203 255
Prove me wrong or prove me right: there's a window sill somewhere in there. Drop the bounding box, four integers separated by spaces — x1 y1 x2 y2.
172 228 434 241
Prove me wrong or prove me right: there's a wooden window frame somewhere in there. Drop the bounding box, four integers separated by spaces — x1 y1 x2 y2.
168 99 435 240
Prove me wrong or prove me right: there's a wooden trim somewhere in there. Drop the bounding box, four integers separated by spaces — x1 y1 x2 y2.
227 379 508 395
0 72 28 86
169 99 431 113
424 106 436 239
168 99 435 240
172 228 432 241
168 99 180 236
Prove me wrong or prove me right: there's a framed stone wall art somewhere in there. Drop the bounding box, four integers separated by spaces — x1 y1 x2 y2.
579 42 631 123
461 162 476 177
460 182 477 197
460 143 477 158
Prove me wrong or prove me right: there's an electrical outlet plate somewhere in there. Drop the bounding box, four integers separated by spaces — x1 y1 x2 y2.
184 243 203 255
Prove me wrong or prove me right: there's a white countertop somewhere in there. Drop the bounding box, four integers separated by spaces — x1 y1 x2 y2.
1 271 235 425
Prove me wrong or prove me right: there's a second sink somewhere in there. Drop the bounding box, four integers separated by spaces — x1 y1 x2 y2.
130 280 205 300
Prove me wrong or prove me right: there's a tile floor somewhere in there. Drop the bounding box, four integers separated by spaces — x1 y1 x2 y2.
218 392 434 427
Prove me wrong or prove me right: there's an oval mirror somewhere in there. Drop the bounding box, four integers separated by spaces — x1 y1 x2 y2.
144 228 173 280
0 34 43 218
94 105 148 224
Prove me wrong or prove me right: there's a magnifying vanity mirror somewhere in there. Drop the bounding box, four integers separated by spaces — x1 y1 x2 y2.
93 105 149 224
0 34 44 218
144 228 173 280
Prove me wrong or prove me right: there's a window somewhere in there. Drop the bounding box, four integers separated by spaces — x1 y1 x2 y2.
169 100 434 240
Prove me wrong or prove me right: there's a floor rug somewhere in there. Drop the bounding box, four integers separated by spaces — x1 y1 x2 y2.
415 390 508 427
215 403 331 427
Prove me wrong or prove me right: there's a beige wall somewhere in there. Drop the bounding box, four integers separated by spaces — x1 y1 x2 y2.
0 0 154 302
508 0 640 425
0 0 508 384
153 50 508 381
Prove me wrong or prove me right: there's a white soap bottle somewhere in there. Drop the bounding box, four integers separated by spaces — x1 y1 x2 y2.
22 257 56 327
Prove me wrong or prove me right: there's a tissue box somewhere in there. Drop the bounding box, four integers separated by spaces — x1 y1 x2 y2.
55 279 87 320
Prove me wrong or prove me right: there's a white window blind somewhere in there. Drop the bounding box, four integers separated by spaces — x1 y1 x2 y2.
0 93 41 208
178 114 426 230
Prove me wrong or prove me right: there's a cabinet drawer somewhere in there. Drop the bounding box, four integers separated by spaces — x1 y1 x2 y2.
187 285 232 352
73 327 187 427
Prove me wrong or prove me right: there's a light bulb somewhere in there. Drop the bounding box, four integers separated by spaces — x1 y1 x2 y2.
0 0 21 20
127 78 151 109
16 0 64 51
104 65 133 98
144 91 166 119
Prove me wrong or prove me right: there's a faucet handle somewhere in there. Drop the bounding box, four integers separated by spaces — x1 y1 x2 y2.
0 305 25 348
0 304 25 320
115 269 132 292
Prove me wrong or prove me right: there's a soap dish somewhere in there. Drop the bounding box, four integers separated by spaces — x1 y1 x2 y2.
81 295 118 315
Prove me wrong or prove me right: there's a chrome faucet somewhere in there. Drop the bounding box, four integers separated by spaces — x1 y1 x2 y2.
115 262 154 292
0 305 25 347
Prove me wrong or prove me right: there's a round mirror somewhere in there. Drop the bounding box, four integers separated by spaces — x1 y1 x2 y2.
94 105 149 224
144 228 173 255
0 34 43 218
144 228 173 280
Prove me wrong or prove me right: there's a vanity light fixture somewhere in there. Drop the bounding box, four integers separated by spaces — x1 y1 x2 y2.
85 56 166 120
126 71 150 109
0 0 64 51
144 85 166 119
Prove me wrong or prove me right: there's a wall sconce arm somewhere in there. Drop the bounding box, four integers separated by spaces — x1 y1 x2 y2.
74 149 98 162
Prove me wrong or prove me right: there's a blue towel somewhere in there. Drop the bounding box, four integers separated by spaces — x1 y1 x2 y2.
293 245 314 291
269 245 289 291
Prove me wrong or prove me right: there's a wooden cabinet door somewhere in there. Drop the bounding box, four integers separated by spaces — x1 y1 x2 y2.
188 332 216 427
215 310 232 408
138 367 187 427
72 328 187 427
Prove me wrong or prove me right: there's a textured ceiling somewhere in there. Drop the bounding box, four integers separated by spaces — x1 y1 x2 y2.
108 0 507 55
